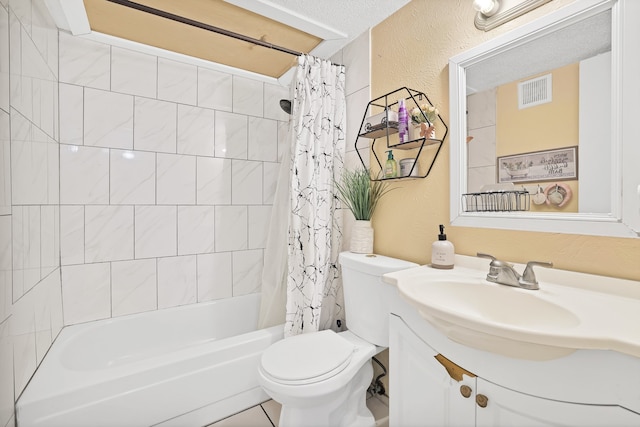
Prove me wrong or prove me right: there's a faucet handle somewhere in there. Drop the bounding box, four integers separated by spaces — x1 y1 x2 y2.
520 261 553 289
476 252 496 261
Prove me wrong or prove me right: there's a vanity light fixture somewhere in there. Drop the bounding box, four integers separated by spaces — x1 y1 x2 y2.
474 0 553 31
473 0 500 17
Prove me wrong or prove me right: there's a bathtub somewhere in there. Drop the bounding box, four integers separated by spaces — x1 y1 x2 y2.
16 293 284 427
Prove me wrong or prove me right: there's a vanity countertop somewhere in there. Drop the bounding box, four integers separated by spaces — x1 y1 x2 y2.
383 254 640 360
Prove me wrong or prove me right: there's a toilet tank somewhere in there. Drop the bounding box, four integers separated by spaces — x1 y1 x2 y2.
339 252 418 347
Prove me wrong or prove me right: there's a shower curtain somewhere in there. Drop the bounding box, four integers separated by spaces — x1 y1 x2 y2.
258 54 346 337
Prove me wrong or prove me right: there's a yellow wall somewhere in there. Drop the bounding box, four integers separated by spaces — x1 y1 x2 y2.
370 0 640 281
497 63 579 212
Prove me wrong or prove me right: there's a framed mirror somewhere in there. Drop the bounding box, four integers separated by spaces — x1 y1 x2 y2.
449 0 640 238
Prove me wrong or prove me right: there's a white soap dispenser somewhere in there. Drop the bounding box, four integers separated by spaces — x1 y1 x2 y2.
431 224 454 269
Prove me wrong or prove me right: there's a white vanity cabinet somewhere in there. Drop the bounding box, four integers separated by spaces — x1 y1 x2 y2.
389 314 640 427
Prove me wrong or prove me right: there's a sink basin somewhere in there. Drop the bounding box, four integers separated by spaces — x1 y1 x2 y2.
383 258 640 361
409 279 580 330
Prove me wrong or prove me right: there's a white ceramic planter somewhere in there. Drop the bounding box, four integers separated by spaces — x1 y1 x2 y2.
350 220 374 253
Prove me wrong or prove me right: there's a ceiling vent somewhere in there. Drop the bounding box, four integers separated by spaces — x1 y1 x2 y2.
518 74 552 109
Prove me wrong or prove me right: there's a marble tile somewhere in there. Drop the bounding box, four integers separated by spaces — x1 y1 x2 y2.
60 144 109 205
11 206 25 299
111 258 157 317
110 149 156 205
84 88 134 149
60 205 84 266
59 32 110 90
40 205 57 278
157 57 197 105
31 0 58 75
156 153 196 205
467 166 496 194
61 263 111 325
247 117 277 162
214 205 247 252
84 205 134 263
231 160 262 205
134 97 177 154
196 156 231 205
467 125 496 168
232 76 263 117
177 104 214 156
232 250 262 297
0 110 10 215
58 83 83 145
177 206 214 255
11 328 36 400
11 135 48 206
467 88 496 130
197 67 232 111
111 47 157 98
0 217 11 322
263 83 290 122
46 138 59 204
196 252 232 302
12 206 41 297
262 162 279 205
276 121 290 162
0 319 13 426
248 205 271 249
157 255 196 309
215 111 247 159
0 6 9 113
343 30 370 96
346 86 370 155
10 0 31 34
134 205 177 259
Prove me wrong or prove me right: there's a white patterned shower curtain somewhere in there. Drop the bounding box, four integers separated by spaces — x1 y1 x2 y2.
258 54 346 337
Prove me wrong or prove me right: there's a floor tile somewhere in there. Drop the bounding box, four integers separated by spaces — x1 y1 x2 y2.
209 404 273 427
261 399 281 426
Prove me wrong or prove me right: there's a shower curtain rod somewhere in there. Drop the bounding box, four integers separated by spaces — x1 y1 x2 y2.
106 0 304 57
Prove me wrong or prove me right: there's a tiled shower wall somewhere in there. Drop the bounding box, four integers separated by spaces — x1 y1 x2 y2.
57 32 290 325
1 0 61 426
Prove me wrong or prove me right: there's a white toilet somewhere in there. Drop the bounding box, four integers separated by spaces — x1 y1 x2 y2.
258 252 418 427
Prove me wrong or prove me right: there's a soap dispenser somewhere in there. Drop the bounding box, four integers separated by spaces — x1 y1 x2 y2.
431 224 454 269
385 150 398 178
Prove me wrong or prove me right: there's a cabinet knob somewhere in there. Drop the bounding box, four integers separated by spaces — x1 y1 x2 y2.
460 385 472 398
476 394 489 408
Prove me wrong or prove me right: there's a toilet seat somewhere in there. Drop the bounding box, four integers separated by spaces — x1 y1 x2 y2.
260 330 354 385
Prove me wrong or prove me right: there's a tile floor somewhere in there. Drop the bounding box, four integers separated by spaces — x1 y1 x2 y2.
209 394 389 427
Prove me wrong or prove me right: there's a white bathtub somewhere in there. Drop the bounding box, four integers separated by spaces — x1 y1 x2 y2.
16 293 283 427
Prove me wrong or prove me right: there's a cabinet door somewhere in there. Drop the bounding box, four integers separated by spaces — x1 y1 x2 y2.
389 315 476 427
476 378 640 427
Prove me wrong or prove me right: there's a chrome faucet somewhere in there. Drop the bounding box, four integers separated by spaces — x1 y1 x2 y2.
477 253 553 290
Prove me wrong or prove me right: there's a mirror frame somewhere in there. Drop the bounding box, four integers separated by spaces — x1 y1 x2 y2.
449 0 640 238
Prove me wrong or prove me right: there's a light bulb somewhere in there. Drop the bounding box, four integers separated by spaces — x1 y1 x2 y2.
473 0 500 16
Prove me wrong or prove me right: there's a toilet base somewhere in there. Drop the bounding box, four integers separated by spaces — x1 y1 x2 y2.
277 361 375 427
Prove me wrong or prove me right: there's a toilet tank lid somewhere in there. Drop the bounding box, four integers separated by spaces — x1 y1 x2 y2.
339 252 419 276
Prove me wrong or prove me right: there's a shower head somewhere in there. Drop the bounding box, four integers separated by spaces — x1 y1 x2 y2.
279 99 292 115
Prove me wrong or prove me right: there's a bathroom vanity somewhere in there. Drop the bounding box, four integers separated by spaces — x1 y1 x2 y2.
384 255 640 426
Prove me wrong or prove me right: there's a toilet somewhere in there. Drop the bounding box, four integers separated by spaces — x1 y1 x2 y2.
258 252 418 427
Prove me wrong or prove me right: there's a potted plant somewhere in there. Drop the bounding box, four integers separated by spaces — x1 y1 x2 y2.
335 168 392 253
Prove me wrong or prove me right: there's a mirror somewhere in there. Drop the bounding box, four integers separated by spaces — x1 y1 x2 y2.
449 0 640 238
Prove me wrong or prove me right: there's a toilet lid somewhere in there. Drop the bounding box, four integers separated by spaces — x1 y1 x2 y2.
261 330 354 385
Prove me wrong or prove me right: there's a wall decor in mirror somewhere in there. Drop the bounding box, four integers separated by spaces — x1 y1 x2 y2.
449 0 640 238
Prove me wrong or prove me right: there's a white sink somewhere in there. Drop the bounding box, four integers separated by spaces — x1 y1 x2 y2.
383 256 640 361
